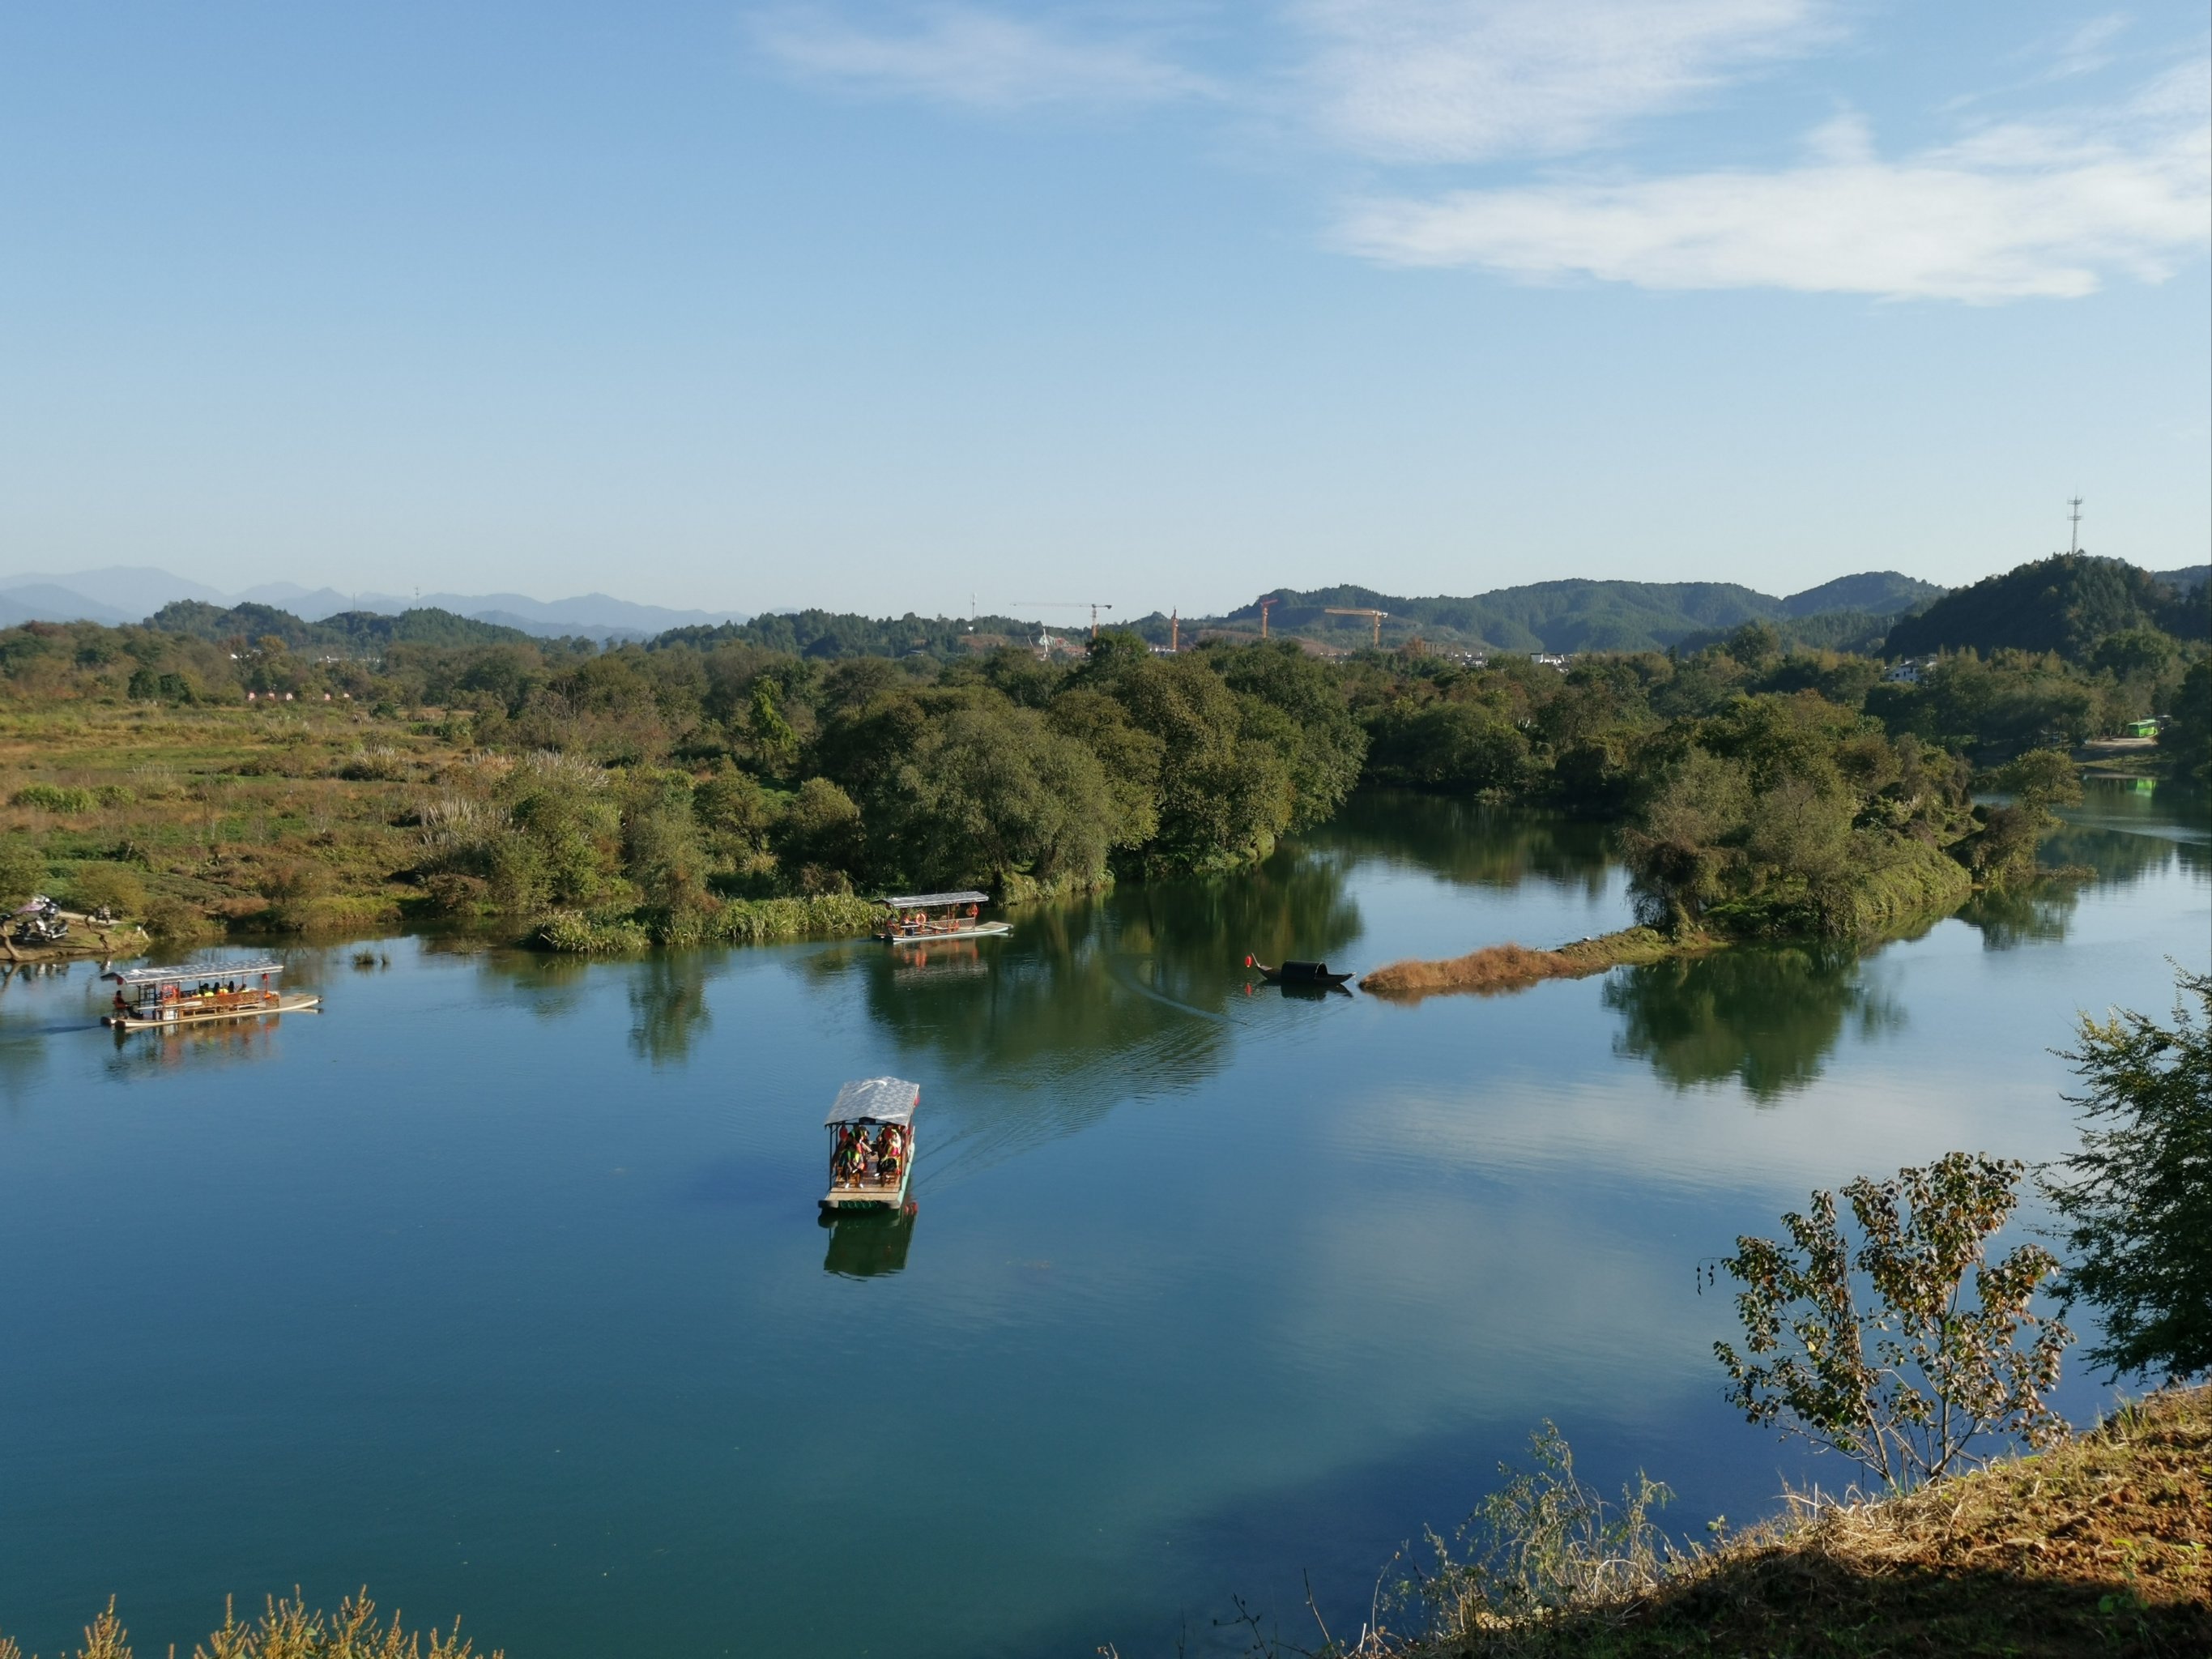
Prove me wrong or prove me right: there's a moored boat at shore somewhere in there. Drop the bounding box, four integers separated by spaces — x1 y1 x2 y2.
1243 954 1355 990
102 958 320 1030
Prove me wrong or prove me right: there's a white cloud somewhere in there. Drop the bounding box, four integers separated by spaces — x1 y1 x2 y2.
1337 65 2211 300
2041 12 2131 82
750 5 1217 111
1294 0 1832 162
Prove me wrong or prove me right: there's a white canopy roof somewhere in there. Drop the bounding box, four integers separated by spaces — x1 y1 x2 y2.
880 891 989 909
113 957 285 987
825 1077 920 1127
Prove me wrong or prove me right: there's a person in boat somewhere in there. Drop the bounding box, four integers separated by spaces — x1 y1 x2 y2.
873 1125 901 1186
113 987 128 1017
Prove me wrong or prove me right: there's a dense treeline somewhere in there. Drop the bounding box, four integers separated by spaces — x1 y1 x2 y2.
0 552 2201 949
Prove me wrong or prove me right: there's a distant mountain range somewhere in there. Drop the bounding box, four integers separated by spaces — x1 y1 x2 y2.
5 559 2201 660
0 566 747 642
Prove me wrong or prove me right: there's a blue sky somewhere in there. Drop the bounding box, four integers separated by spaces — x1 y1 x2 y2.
0 2 2205 616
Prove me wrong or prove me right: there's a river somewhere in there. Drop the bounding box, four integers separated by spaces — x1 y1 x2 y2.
0 778 2203 1656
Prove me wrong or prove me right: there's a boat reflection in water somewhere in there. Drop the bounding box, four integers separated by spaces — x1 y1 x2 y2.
820 1204 918 1278
891 939 987 983
105 1012 287 1071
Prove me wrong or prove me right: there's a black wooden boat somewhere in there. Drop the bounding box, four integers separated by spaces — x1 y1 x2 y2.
1244 955 1354 988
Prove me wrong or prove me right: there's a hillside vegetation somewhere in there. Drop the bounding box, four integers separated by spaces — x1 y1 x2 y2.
0 552 2198 950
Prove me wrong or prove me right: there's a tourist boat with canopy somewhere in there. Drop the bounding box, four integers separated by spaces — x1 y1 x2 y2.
820 1077 918 1211
875 890 1010 945
101 958 321 1030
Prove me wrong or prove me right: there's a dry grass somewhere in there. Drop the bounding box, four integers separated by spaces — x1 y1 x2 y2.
1360 929 1686 1000
0 1590 497 1659
1391 1384 2211 1657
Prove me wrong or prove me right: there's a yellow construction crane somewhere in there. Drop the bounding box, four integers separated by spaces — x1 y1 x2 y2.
1013 601 1115 638
1258 595 1277 639
1325 606 1389 648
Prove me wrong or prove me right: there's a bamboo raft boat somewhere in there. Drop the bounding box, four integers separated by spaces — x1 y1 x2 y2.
820 1077 918 1212
876 890 1011 945
101 958 320 1030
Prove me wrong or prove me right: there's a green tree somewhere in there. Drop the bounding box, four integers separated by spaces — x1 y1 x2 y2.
496 753 620 909
881 701 1115 891
2041 969 2212 1382
1110 655 1294 871
773 776 866 892
1715 1151 2071 1488
0 835 46 907
747 680 799 773
621 772 712 914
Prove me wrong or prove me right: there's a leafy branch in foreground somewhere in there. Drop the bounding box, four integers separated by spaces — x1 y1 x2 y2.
2043 966 2212 1384
1715 1151 2071 1491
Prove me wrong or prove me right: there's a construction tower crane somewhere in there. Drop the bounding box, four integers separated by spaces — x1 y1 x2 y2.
1324 607 1389 648
1013 601 1115 638
1258 596 1277 639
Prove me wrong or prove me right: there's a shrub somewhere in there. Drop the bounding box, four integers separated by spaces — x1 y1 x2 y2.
335 745 409 782
10 783 96 813
1715 1151 2071 1489
142 895 219 940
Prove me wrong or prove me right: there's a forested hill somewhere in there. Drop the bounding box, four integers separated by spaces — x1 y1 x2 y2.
1178 571 1942 654
1883 555 2210 662
654 609 1046 659
148 600 552 650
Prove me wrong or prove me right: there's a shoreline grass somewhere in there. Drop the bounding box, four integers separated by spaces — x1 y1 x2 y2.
1406 1383 2212 1657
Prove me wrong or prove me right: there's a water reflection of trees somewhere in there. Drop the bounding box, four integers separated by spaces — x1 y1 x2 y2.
1605 945 1903 1102
629 954 713 1066
1957 783 2206 951
469 949 595 1024
1956 885 2078 951
1306 791 1613 898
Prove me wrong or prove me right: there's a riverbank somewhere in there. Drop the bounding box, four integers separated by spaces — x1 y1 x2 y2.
0 908 150 963
1384 1384 2211 1657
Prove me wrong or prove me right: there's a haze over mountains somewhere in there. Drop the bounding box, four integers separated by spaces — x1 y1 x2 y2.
6 559 2203 659
0 567 746 641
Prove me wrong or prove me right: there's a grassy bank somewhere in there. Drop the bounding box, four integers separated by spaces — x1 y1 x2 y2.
0 704 472 944
1382 1384 2210 1657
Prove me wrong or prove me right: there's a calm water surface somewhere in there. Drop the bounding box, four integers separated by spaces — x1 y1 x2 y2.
2 782 2205 1656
